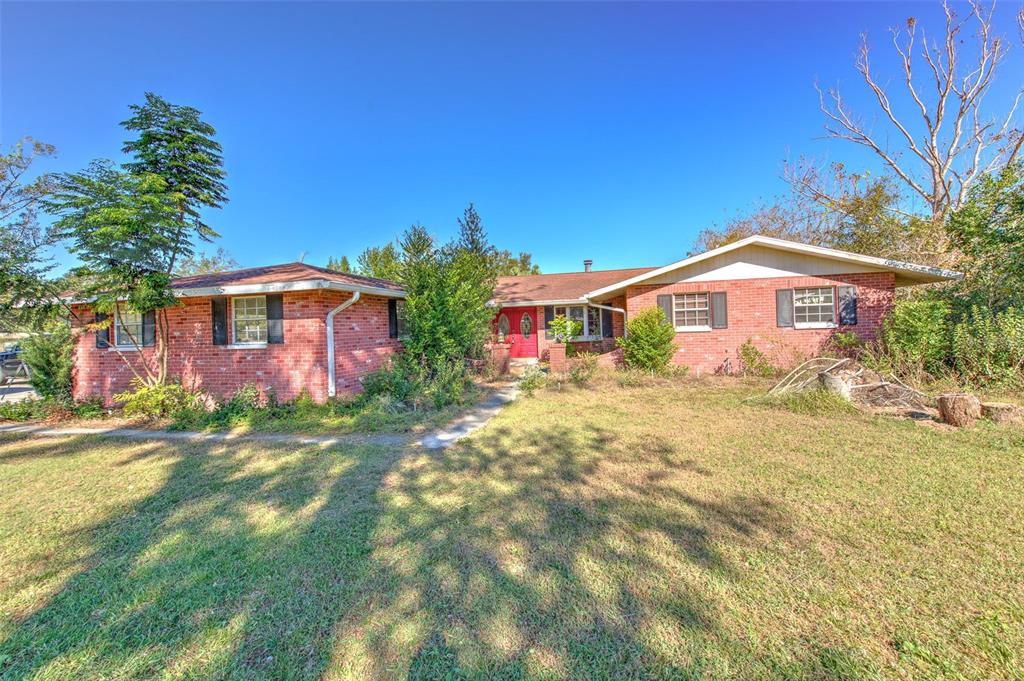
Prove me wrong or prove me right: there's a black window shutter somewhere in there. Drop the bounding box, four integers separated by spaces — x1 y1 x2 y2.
776 289 794 327
544 306 554 339
267 294 284 344
838 286 858 325
95 311 110 348
387 299 398 339
601 308 613 338
657 295 674 326
711 292 728 329
142 311 156 346
212 298 228 345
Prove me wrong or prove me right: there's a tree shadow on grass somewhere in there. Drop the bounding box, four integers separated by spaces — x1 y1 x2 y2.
0 418 820 679
329 423 798 678
0 434 405 679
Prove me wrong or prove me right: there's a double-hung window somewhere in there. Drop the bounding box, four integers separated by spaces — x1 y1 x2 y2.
233 295 268 344
551 305 602 339
794 287 835 327
673 293 710 330
114 310 144 348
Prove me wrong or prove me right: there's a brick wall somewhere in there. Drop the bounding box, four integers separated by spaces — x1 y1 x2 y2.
71 290 400 405
625 272 895 374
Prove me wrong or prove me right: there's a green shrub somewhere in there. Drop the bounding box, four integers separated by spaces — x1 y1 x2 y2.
72 397 107 419
362 360 422 405
952 306 1024 387
829 331 864 359
0 399 53 421
880 299 951 377
737 339 776 377
548 314 583 354
21 325 73 403
616 307 677 373
114 379 200 419
519 366 547 397
569 352 599 386
362 356 471 410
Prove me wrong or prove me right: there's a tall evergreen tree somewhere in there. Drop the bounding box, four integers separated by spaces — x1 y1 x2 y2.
121 92 228 274
356 243 402 281
50 94 228 385
326 255 353 273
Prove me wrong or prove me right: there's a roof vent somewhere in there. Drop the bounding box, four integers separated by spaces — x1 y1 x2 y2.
583 259 593 273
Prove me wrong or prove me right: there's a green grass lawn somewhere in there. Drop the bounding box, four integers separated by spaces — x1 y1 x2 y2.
1 375 1022 679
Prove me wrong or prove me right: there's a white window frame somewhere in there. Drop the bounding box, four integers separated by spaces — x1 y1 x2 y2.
114 310 144 349
231 295 269 346
672 293 711 332
552 304 603 340
793 286 836 329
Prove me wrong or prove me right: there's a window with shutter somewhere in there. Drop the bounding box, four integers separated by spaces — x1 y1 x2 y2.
672 293 711 331
232 296 268 344
794 287 836 328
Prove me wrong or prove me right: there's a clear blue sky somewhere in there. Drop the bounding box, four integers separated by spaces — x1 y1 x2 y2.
2 1 1021 275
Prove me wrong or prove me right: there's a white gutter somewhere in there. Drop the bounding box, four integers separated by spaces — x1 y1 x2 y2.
325 291 360 398
584 300 626 315
63 279 404 305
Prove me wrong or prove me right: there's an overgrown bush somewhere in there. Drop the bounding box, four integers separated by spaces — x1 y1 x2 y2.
569 352 599 386
0 399 53 421
737 339 776 377
828 331 864 359
114 379 200 419
519 366 547 397
952 306 1024 387
362 356 472 409
548 314 582 353
879 299 951 377
616 308 677 373
21 325 73 403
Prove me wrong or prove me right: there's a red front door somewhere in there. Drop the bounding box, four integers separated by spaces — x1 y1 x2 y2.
497 308 538 358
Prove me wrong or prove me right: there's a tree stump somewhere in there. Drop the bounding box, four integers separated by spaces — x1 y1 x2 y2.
817 372 852 400
937 393 982 427
981 402 1024 425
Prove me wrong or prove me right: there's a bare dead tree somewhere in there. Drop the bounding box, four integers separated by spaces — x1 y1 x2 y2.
816 0 1023 219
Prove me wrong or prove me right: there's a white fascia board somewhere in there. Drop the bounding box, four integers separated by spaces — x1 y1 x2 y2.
67 279 405 304
490 298 590 308
581 235 962 299
174 279 406 299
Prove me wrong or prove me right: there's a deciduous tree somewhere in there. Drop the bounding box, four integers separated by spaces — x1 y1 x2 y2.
0 138 59 325
816 1 1023 219
174 247 239 277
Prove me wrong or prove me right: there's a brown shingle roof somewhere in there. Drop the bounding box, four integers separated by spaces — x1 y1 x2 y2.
171 262 403 292
493 267 655 304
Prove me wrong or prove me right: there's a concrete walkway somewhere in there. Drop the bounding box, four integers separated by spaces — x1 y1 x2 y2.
0 423 407 448
419 384 518 449
0 384 518 450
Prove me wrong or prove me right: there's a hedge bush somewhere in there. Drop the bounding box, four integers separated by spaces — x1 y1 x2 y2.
616 307 677 373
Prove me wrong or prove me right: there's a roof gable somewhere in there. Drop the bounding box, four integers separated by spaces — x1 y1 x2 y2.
583 236 962 299
170 262 404 297
493 267 655 305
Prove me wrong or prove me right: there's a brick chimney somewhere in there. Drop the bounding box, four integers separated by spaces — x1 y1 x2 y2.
583 259 593 273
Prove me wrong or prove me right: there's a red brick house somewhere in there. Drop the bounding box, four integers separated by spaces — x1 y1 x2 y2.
71 263 406 404
491 236 960 373
71 236 960 404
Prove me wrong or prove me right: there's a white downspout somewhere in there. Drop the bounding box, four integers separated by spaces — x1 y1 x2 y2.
326 291 360 398
584 300 628 336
